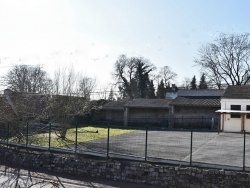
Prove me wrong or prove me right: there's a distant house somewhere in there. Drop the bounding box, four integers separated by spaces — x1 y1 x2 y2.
165 84 178 99
0 89 88 124
93 100 129 125
170 89 224 128
94 89 226 128
216 85 250 132
0 90 18 123
124 99 171 126
0 89 52 124
94 98 172 127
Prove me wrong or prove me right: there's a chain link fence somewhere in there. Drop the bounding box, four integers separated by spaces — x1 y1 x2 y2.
0 122 248 171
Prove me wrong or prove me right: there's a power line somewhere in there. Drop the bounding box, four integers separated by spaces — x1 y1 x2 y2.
0 64 44 68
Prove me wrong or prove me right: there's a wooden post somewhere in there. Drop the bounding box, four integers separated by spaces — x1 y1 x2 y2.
243 114 245 131
217 113 220 134
124 107 129 126
241 113 245 131
243 130 246 171
222 113 225 132
241 114 243 131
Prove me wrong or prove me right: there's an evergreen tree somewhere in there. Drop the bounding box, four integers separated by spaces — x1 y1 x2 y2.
108 88 115 101
146 80 156 98
156 80 165 99
190 76 197 90
165 82 171 92
198 73 208 89
113 55 155 99
130 78 139 98
135 60 150 98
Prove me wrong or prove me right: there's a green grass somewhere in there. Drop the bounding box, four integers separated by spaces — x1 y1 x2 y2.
23 126 134 147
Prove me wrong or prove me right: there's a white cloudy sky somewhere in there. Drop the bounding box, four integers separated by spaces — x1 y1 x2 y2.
0 0 250 91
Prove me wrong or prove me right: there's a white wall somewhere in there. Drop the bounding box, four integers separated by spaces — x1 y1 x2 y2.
221 99 250 132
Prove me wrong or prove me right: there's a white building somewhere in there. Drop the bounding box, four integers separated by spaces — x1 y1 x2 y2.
216 85 250 132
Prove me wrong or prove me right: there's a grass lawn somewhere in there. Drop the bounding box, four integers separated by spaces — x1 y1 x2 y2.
24 126 134 147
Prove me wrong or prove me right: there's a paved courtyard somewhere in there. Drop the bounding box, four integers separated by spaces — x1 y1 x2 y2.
2 129 249 170
76 130 250 169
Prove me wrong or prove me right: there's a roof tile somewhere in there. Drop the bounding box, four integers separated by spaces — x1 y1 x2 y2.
100 100 129 110
222 85 250 99
124 99 171 108
178 89 224 97
170 97 220 107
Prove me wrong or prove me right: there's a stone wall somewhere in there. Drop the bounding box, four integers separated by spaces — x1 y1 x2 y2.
1 146 250 187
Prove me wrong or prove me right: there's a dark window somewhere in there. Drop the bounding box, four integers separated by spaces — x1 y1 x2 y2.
247 105 250 119
231 105 241 118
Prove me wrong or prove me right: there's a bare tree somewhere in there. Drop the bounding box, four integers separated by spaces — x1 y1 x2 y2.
4 65 52 93
157 66 177 87
48 67 97 139
113 54 137 99
113 54 155 99
96 86 109 100
53 67 61 95
180 77 191 89
1 66 97 142
79 76 96 99
52 67 96 98
48 67 82 139
52 67 79 96
46 94 88 140
0 166 60 188
195 33 250 88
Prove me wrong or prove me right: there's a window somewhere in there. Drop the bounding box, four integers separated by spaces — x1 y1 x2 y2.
231 105 241 118
247 105 250 119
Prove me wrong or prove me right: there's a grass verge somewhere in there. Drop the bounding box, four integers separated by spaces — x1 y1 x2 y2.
20 126 134 147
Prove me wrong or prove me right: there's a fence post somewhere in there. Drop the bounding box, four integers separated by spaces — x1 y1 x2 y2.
243 130 246 171
6 122 9 147
145 126 148 161
107 124 110 157
190 127 193 166
49 123 51 150
75 123 78 153
26 123 29 147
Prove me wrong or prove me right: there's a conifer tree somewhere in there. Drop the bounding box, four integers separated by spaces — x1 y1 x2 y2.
108 88 115 101
146 80 156 98
135 60 151 98
198 73 208 89
190 76 197 90
156 80 165 98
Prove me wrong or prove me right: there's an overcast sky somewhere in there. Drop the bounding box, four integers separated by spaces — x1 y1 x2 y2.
0 0 250 91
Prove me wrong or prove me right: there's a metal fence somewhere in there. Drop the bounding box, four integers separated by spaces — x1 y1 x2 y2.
173 116 218 129
0 122 248 171
95 116 218 129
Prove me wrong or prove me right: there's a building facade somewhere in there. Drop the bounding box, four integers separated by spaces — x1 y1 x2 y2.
217 85 250 132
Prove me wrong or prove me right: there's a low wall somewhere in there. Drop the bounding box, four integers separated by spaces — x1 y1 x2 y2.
0 146 250 187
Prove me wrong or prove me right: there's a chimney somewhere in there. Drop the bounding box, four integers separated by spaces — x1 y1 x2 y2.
172 84 176 91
